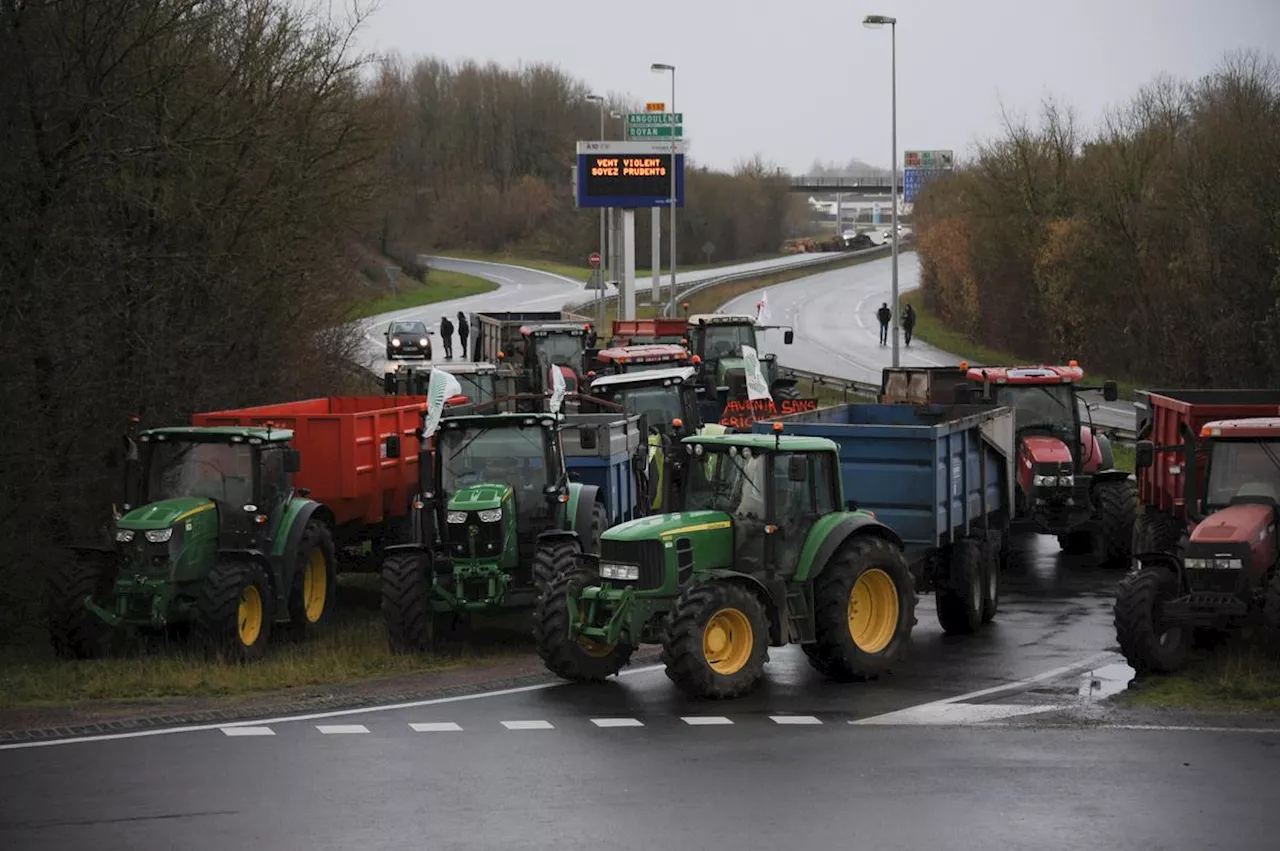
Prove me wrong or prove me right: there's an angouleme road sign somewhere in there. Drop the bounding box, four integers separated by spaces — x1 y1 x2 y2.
627 112 683 125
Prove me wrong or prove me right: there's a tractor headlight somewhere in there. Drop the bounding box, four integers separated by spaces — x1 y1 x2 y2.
145 528 173 543
446 511 467 524
1058 475 1074 487
1216 557 1243 570
1033 475 1057 487
477 509 502 523
600 562 639 581
1185 557 1207 569
115 529 135 543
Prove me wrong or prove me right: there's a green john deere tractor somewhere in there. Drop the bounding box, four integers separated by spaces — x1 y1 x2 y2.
684 313 800 415
535 430 918 699
380 397 610 652
47 427 337 662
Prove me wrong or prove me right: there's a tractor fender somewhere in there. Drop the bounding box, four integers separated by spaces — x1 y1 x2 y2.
564 482 602 534
1092 468 1135 486
1094 431 1116 471
278 499 333 598
536 528 582 551
798 514 905 585
699 568 787 645
1133 551 1182 583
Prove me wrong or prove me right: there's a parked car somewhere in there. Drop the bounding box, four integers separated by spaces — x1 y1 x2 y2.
385 320 432 360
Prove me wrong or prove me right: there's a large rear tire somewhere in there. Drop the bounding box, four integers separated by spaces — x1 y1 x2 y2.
662 582 768 699
196 560 273 663
530 539 579 598
535 566 634 681
381 550 452 653
1114 566 1190 673
47 555 118 659
935 538 984 635
287 519 337 641
805 535 917 681
1092 478 1138 568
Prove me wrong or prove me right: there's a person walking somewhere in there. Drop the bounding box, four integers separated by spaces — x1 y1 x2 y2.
456 311 469 360
439 315 454 360
902 303 916 347
877 302 892 347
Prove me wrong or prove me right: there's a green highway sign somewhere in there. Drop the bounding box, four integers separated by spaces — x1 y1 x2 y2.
627 125 683 138
627 112 683 125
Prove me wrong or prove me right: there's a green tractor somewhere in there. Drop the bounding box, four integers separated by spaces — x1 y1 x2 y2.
48 426 336 663
380 375 614 651
684 313 800 415
535 429 918 699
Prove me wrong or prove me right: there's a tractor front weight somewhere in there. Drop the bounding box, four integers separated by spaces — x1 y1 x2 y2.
85 575 188 631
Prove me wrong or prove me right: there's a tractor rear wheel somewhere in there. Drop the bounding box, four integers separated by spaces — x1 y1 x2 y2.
1114 566 1189 673
805 536 916 681
196 560 273 663
47 554 118 659
382 550 452 653
287 519 337 641
1092 478 1138 568
662 582 768 699
1132 511 1184 556
531 539 579 598
535 566 634 681
981 534 1001 624
936 538 984 635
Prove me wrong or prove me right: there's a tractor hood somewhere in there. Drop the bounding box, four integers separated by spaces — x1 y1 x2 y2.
1189 503 1275 546
117 497 214 531
602 510 732 543
715 356 745 384
1020 434 1074 466
448 483 512 512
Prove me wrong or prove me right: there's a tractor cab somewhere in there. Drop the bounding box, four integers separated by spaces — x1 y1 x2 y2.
384 362 509 407
518 322 594 395
685 313 797 410
591 343 692 377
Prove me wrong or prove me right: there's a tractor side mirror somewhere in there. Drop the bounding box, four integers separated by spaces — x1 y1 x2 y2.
787 456 808 482
283 449 302 473
784 330 795 345
579 425 598 450
1134 440 1154 469
1102 380 1119 402
385 435 401 459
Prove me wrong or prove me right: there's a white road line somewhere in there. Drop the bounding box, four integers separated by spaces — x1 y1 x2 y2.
681 716 734 726
409 722 463 732
851 703 1068 726
501 720 554 731
220 726 275 737
1049 724 1280 734
590 718 644 728
770 715 823 725
914 652 1118 708
316 724 369 735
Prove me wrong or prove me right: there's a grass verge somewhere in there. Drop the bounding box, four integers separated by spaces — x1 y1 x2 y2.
900 291 1143 400
1112 441 1135 473
445 250 790 284
355 268 498 316
1116 643 1280 713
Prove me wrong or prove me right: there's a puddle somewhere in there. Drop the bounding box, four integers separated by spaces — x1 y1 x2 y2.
1079 662 1136 700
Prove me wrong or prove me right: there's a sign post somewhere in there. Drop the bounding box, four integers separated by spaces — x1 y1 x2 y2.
651 207 661 305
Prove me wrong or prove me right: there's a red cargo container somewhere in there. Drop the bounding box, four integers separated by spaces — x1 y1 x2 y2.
192 396 428 531
1135 389 1280 518
610 318 688 345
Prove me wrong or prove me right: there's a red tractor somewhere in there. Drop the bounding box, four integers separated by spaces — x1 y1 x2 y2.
881 362 1134 566
1116 390 1280 672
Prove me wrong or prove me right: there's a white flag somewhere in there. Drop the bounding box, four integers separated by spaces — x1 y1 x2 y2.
422 368 463 439
548 365 567 414
755 289 769 324
741 345 772 401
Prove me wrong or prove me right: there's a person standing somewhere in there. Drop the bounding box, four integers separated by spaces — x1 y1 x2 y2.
902 303 916 347
877 302 892 347
439 315 454 360
456 311 469 361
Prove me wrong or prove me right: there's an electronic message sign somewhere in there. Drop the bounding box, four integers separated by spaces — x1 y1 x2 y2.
574 142 686 209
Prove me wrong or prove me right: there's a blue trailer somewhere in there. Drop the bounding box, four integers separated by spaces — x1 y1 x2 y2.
755 401 1016 634
559 411 646 527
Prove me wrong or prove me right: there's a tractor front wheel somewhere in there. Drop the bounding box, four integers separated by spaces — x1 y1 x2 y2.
936 538 984 635
531 539 579 598
535 566 634 681
1092 478 1138 568
196 560 274 663
381 550 453 653
287 519 337 641
1114 566 1189 673
662 582 768 699
47 555 118 659
805 535 917 681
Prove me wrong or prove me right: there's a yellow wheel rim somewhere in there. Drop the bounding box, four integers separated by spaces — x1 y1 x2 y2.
702 608 753 675
302 549 328 623
238 584 264 647
848 568 900 654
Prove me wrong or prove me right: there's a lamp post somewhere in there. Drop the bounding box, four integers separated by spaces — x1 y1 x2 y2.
863 14 899 367
651 62 676 314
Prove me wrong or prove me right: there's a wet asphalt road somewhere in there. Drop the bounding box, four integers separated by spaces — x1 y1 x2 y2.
8 535 1279 850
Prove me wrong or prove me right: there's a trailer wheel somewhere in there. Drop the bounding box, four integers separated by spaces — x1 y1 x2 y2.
805 535 917 681
1092 478 1138 568
196 560 274 663
662 581 768 699
381 550 452 653
1114 566 1189 674
981 534 1001 624
47 554 118 659
936 538 984 635
535 565 634 681
287 519 337 641
1132 511 1185 557
531 540 578 598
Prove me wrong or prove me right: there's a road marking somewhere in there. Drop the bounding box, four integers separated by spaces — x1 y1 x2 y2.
409 722 463 732
501 720 554 730
1052 724 1280 734
220 726 274 737
851 703 1068 726
316 724 369 735
915 652 1119 709
681 716 734 726
590 718 644 728
770 715 823 725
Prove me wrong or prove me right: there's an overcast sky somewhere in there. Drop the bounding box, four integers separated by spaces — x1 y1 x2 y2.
348 0 1280 173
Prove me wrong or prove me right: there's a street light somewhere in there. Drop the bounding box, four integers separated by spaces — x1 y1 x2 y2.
864 14 900 367
586 94 607 325
651 62 676 314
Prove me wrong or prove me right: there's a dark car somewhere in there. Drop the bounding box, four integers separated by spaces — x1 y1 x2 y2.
385 320 433 360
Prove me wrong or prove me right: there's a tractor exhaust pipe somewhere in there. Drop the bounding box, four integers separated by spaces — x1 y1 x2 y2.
1178 422 1204 523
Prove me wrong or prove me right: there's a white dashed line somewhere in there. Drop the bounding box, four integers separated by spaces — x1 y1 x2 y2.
409 722 463 732
316 724 369 735
681 716 734 726
220 726 275 737
590 718 644 728
769 715 823 725
501 720 554 730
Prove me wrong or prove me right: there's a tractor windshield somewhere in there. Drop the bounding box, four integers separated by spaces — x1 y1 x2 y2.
440 424 553 523
685 447 768 518
145 440 255 508
452 372 496 405
531 333 585 367
608 385 685 431
996 384 1076 433
701 324 756 360
1205 439 1280 508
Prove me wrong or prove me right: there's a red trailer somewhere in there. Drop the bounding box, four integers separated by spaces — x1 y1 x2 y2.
609 317 688 346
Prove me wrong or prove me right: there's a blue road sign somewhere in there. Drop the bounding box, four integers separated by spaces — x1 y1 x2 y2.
903 167 948 203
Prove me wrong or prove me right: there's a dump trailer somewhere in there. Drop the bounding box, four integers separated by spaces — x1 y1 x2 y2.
559 411 647 527
471 310 586 366
752 401 1015 636
1116 388 1280 673
49 396 428 663
609 317 689 346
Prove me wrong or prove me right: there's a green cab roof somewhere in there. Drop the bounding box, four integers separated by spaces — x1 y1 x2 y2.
681 432 837 453
140 426 295 442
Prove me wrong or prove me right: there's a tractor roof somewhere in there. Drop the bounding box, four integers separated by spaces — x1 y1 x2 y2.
140 426 294 443
1201 417 1280 439
687 313 756 327
438 412 558 431
595 343 689 362
591 366 698 391
682 431 836 453
964 364 1083 385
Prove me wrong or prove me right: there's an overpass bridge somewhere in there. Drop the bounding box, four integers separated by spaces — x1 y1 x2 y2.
787 175 901 195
